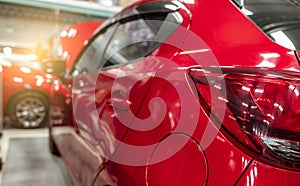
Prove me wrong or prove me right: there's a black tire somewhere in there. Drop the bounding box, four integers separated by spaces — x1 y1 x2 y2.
7 91 49 129
49 126 60 156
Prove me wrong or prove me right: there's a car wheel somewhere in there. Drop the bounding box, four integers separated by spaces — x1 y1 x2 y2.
7 91 49 129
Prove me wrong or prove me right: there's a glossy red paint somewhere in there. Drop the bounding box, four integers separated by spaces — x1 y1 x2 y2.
2 65 54 105
297 52 300 64
236 161 300 186
50 0 300 185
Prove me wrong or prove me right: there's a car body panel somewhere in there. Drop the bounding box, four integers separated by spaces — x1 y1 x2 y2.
103 66 252 185
182 0 299 70
236 161 300 186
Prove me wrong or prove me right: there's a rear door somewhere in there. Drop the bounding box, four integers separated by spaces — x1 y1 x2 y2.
92 2 190 185
60 2 186 185
53 24 117 186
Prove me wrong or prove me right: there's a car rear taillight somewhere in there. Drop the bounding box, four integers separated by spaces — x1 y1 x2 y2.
189 67 300 169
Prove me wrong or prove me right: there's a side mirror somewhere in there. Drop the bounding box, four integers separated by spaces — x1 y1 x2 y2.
42 59 66 81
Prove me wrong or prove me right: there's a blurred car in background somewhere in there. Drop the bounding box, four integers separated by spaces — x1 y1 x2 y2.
0 43 55 129
0 20 103 129
1 62 57 128
49 0 300 185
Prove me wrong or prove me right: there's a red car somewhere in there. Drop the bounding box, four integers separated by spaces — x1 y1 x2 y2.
0 43 54 128
0 21 102 129
1 63 56 128
49 0 300 185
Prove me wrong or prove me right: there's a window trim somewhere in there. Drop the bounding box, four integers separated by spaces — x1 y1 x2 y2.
68 8 183 77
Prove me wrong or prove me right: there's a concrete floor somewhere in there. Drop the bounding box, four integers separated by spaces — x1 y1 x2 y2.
1 128 72 186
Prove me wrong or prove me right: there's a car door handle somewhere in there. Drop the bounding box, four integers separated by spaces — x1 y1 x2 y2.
106 98 131 112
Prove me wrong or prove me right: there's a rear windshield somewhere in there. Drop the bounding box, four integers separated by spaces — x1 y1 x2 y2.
233 0 300 51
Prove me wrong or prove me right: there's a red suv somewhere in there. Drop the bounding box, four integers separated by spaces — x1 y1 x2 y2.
1 63 56 128
49 0 300 185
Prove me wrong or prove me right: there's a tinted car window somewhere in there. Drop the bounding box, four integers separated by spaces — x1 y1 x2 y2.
103 12 182 68
71 24 117 77
233 0 300 51
72 12 182 76
101 1 180 29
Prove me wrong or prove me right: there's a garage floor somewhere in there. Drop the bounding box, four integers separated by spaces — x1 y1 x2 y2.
1 129 72 186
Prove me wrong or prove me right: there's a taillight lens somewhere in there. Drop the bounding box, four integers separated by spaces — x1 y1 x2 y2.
189 67 300 169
